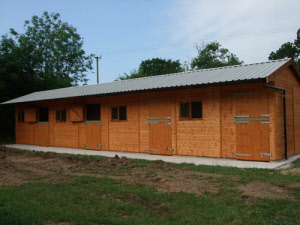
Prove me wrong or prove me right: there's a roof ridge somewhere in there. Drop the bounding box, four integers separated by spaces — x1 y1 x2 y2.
190 58 290 73
41 58 291 89
105 58 291 84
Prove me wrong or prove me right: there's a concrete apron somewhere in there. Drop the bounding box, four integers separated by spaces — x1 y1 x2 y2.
4 144 300 170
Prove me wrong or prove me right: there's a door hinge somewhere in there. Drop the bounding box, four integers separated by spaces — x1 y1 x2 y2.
166 123 172 125
234 153 251 157
234 115 250 118
261 121 270 124
97 144 102 147
166 117 172 119
261 114 270 117
148 119 171 124
97 124 102 126
166 147 174 151
260 152 272 158
235 121 249 124
84 145 92 148
148 148 159 152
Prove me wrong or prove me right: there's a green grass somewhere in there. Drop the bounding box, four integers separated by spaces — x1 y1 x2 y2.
0 175 299 225
1 148 300 224
292 159 300 168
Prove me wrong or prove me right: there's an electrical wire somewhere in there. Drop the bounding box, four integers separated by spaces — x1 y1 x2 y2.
98 26 299 56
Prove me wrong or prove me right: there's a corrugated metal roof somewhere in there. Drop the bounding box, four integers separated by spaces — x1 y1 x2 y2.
1 58 290 104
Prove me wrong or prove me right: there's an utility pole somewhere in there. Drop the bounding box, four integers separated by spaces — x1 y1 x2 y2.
95 55 102 84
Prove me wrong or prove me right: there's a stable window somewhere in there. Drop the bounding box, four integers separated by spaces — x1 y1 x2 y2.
39 108 49 122
111 106 127 121
180 101 202 119
86 104 100 121
18 111 25 122
56 109 67 122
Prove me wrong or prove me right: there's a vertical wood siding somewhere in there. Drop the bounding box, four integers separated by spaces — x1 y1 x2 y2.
268 64 300 158
14 64 300 161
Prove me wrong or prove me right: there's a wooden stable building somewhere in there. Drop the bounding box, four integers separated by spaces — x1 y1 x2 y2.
2 59 300 161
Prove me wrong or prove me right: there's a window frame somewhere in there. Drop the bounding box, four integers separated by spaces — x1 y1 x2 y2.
179 101 203 120
85 104 101 121
56 109 67 122
17 111 25 122
111 105 127 122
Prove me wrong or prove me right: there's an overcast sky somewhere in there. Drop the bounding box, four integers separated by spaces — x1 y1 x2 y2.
1 0 300 84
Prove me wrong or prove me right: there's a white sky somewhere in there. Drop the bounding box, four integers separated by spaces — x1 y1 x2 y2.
1 0 299 84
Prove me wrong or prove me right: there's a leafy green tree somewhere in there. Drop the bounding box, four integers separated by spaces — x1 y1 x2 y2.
0 11 93 141
0 11 93 94
191 42 243 70
269 29 300 70
117 58 184 80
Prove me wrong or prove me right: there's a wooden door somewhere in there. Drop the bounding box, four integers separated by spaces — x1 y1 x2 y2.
85 123 101 150
148 97 172 155
16 123 34 145
36 123 50 146
234 91 270 161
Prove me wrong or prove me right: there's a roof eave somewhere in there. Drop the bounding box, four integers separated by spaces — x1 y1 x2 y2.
2 78 266 105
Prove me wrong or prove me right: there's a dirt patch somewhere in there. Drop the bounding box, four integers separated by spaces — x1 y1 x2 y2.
0 147 222 195
238 181 293 200
281 167 300 175
0 145 298 200
286 183 300 190
0 147 76 185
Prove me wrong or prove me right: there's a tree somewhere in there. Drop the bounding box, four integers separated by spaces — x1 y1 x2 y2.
269 29 300 70
0 11 93 141
117 58 184 80
191 42 243 70
0 11 93 94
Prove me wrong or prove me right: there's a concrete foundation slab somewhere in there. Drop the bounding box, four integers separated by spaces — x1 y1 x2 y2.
4 144 300 170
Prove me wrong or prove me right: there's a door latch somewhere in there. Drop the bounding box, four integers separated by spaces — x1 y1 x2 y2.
260 152 272 158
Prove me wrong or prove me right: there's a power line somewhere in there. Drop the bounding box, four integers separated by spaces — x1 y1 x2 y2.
98 26 299 56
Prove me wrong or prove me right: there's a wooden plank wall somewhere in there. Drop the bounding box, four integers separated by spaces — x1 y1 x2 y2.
294 85 300 154
15 68 299 160
15 122 34 145
139 93 149 153
268 89 277 160
16 88 223 157
220 86 237 158
268 64 300 157
108 95 140 152
175 87 221 157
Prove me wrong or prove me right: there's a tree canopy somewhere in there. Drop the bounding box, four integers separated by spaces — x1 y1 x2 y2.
190 42 243 70
117 58 184 80
0 11 93 141
0 11 93 101
269 28 300 70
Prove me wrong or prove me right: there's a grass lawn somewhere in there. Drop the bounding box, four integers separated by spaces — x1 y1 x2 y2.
0 147 299 225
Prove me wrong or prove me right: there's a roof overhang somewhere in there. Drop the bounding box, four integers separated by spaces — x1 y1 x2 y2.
3 78 266 105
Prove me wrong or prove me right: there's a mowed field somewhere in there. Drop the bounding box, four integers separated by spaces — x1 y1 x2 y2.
0 146 300 225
